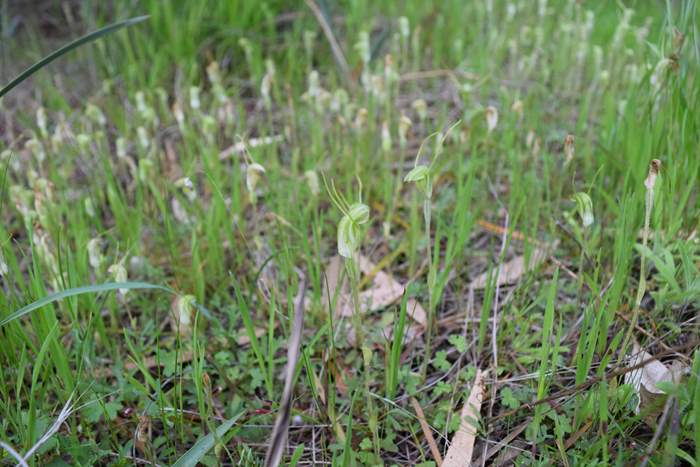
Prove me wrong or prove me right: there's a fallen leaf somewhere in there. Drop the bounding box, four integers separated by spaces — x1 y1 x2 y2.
443 369 487 467
625 342 687 426
323 255 427 326
469 247 549 290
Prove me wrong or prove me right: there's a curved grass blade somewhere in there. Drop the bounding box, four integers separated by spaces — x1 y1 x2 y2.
0 281 170 327
0 15 149 99
172 414 242 467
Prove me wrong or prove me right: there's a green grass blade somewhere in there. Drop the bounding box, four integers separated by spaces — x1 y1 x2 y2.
172 414 242 467
0 282 171 327
0 15 149 98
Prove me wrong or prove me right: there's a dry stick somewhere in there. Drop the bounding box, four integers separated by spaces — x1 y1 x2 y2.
410 397 444 466
304 0 353 87
264 275 307 467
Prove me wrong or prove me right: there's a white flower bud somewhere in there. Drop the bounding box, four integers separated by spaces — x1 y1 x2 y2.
116 137 128 159
304 170 320 196
564 134 575 163
189 86 201 110
485 106 498 133
381 121 392 153
398 114 412 148
36 107 48 137
87 238 103 270
25 138 45 163
398 17 410 40
137 126 149 150
412 99 427 121
86 104 107 127
355 31 371 65
108 262 129 295
246 163 266 203
173 294 196 336
573 192 594 228
0 251 8 276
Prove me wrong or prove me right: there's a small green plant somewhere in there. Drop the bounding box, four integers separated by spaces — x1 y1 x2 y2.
324 176 370 346
403 121 460 378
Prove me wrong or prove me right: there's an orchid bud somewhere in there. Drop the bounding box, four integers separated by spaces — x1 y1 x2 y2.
84 198 96 218
87 238 104 270
485 106 498 133
355 31 371 65
116 137 128 159
303 30 317 59
511 100 523 119
246 163 266 203
137 126 149 150
36 107 48 137
26 138 45 163
398 17 410 40
189 86 201 110
173 295 196 336
108 262 129 296
0 251 8 277
75 134 90 151
354 107 368 130
261 73 273 109
175 177 197 201
238 38 253 67
564 134 575 163
398 114 412 148
412 99 427 121
573 192 594 228
381 121 392 153
86 103 107 127
404 164 431 198
139 158 154 183
172 102 185 129
338 203 370 258
171 198 191 224
304 170 320 196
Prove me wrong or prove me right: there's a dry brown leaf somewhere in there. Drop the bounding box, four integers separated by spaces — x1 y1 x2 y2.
323 255 427 326
411 397 443 466
134 415 152 457
443 369 487 467
625 342 687 426
469 247 549 290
